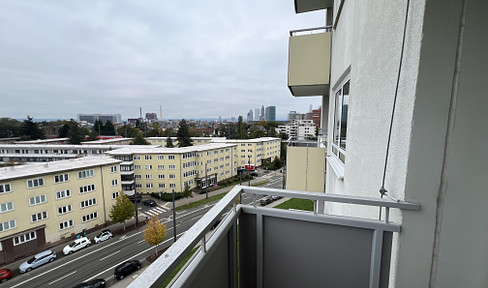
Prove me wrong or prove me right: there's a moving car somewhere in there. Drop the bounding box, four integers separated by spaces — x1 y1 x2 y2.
0 268 13 283
94 230 113 244
19 250 56 273
114 260 141 280
72 278 106 288
63 237 91 255
143 199 157 207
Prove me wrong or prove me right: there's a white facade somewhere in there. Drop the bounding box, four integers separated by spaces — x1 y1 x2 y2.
277 120 316 140
311 0 488 287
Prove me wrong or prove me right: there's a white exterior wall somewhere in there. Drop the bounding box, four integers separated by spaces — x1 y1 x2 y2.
324 0 488 287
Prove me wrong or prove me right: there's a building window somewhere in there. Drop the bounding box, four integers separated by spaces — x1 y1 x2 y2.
134 165 141 170
135 184 142 189
13 231 36 246
0 220 16 232
0 184 11 194
58 204 72 215
0 202 14 213
157 155 164 160
59 219 74 230
32 211 48 222
82 212 98 223
169 165 176 170
159 183 166 188
134 155 141 160
158 174 165 179
144 155 152 160
29 195 46 206
168 155 175 160
146 183 153 189
56 189 71 200
54 173 69 183
27 178 44 188
110 166 118 173
112 192 119 199
169 174 176 179
80 198 97 209
169 183 176 188
145 174 153 179
112 179 118 186
135 174 142 179
145 165 153 170
332 79 350 164
157 165 164 170
77 169 94 179
79 184 96 194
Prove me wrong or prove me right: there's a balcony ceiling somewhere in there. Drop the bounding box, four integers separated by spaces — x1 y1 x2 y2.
294 0 333 13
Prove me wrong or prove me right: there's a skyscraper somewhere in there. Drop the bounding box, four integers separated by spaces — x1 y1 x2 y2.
254 109 260 121
260 105 265 121
265 106 276 121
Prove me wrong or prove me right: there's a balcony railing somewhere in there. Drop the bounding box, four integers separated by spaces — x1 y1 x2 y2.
129 186 419 288
288 27 332 97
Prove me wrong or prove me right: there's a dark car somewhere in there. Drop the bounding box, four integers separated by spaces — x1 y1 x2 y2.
129 195 142 203
72 279 106 288
0 268 13 283
143 199 157 207
210 219 222 230
114 260 141 280
260 196 273 206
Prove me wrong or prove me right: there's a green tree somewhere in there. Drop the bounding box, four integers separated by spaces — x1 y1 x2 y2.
131 133 150 145
20 116 44 140
117 124 141 138
144 215 167 255
67 121 85 144
101 120 116 136
93 119 103 135
182 183 193 205
176 119 193 147
237 116 248 139
0 117 21 138
58 123 71 138
109 194 135 231
165 136 174 148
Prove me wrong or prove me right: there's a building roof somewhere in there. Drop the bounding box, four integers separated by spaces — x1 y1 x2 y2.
81 138 133 144
0 144 133 149
210 137 281 143
105 143 237 155
15 138 69 144
0 156 121 181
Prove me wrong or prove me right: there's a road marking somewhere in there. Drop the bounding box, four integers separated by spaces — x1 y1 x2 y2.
137 239 146 244
99 250 120 261
48 270 77 285
84 232 186 282
10 230 144 288
154 207 166 213
146 211 157 216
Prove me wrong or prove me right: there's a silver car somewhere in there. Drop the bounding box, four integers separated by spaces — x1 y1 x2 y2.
19 250 56 273
94 230 113 244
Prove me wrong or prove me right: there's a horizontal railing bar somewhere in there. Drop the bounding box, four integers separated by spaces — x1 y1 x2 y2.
290 25 332 36
241 186 420 211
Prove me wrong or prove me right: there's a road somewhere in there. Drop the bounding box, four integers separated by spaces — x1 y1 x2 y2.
3 170 284 288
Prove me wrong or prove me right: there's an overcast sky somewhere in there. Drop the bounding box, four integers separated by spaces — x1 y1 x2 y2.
0 0 324 121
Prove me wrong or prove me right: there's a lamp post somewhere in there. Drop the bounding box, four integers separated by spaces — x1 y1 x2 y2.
172 189 177 243
248 156 251 186
205 162 208 199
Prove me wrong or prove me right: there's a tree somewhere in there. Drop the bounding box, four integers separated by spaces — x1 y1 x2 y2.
237 116 248 139
182 183 193 205
117 124 141 138
58 123 71 138
93 119 103 135
21 116 44 140
176 119 193 147
165 136 174 148
67 122 85 144
101 120 116 136
131 133 150 145
0 117 21 138
144 215 167 255
109 194 135 231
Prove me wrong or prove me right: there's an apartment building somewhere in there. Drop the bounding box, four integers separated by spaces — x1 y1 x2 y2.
145 137 222 146
277 120 316 140
0 144 133 163
106 143 238 194
0 156 121 264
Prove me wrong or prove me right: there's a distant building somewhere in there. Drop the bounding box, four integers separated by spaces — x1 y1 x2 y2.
278 120 316 140
265 106 276 121
254 109 260 121
77 114 122 124
145 113 158 121
260 105 265 121
247 110 253 122
311 107 321 128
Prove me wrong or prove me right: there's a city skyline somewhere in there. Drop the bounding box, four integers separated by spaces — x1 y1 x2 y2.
0 1 322 120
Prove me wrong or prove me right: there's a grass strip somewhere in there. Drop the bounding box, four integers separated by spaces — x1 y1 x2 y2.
274 198 314 211
161 247 199 287
176 192 228 211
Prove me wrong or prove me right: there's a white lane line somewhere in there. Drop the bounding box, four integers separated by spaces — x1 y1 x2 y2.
146 211 156 216
99 250 120 261
137 239 146 244
154 207 165 213
48 270 77 285
84 232 186 282
190 216 201 222
10 230 144 288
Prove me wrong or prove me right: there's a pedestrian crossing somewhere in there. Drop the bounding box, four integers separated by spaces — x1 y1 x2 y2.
143 206 167 217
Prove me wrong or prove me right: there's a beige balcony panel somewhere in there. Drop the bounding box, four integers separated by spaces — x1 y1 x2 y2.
286 146 326 192
288 32 331 97
294 0 333 13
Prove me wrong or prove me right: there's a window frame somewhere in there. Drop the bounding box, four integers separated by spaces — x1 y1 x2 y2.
331 77 350 166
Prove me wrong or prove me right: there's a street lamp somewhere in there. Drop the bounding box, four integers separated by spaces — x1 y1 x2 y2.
172 189 177 243
205 162 208 199
248 155 251 186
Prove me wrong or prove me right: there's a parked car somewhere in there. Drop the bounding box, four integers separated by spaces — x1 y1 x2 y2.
19 250 56 273
72 278 106 288
143 199 157 207
129 194 142 203
63 237 91 255
114 260 141 280
94 230 113 244
0 268 13 283
210 219 222 230
271 195 282 201
260 196 273 206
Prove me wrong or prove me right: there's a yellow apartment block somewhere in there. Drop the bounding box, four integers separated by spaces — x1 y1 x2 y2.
0 156 121 264
146 137 223 146
106 143 239 194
